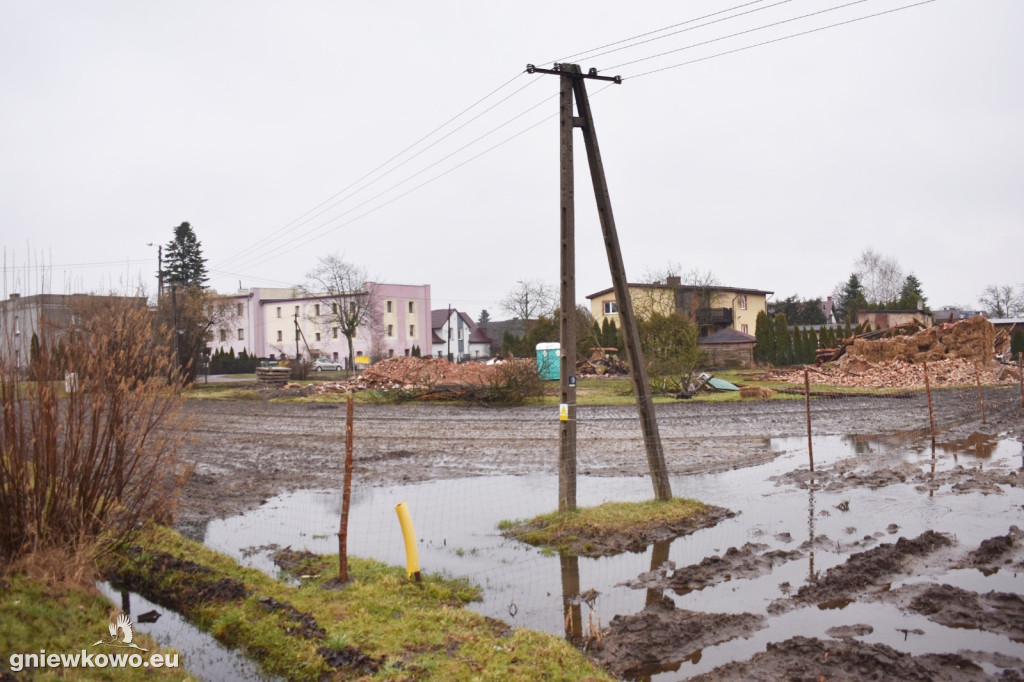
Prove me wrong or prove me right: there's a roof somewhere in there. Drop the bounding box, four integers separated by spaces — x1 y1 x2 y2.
468 328 492 344
698 328 757 345
586 283 774 299
431 331 445 344
430 309 450 330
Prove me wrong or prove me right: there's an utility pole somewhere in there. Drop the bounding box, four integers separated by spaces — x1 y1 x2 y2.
558 66 577 512
528 62 672 502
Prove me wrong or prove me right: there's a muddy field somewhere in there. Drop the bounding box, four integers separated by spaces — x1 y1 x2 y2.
177 387 1024 680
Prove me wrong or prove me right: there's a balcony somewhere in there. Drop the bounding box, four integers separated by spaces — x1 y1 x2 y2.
696 307 733 326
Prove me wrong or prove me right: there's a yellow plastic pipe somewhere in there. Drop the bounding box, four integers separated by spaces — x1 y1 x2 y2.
395 502 421 580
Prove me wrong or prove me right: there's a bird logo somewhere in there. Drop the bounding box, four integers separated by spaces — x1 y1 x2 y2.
92 614 148 652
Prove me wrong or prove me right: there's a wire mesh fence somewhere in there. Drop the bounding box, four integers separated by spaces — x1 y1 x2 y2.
188 357 1024 678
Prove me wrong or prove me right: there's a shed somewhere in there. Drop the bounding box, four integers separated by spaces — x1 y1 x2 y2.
698 328 756 369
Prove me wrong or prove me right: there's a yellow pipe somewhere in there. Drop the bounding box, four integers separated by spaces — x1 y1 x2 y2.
395 502 421 580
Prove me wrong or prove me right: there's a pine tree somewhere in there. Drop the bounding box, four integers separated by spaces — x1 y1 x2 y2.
773 313 792 366
478 310 491 325
1011 330 1024 358
898 274 927 310
754 310 773 364
806 328 819 363
163 221 209 289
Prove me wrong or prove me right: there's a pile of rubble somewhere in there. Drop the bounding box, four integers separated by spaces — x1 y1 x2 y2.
774 317 1020 390
800 357 1020 390
297 356 537 397
576 348 629 376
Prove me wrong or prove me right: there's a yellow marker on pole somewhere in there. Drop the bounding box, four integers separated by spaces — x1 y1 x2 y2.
559 403 569 422
395 502 421 581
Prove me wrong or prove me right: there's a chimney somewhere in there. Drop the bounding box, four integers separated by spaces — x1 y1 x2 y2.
666 276 681 286
10 293 20 300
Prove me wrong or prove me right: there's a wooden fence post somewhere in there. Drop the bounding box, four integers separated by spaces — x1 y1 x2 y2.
338 395 354 582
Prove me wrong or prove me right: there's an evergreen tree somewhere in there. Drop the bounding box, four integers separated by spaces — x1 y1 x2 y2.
898 274 927 310
163 221 209 289
773 313 792 366
834 274 867 323
806 328 819 363
754 310 774 364
1011 330 1024 358
478 309 491 325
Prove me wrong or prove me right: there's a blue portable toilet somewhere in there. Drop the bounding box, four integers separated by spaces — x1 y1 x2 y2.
535 342 560 380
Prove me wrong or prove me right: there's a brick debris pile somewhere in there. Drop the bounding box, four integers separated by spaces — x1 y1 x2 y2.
306 356 535 394
773 316 1021 390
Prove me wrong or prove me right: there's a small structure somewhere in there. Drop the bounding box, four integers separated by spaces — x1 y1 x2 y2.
536 342 560 380
856 309 932 331
698 328 757 369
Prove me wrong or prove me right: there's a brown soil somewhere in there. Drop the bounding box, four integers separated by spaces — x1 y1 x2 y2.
174 387 1024 680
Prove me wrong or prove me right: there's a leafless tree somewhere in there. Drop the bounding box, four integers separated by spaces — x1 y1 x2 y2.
979 284 1024 318
854 248 903 305
500 280 556 330
306 255 378 371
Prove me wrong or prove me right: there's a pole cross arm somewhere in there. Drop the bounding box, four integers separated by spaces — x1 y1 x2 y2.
526 63 622 84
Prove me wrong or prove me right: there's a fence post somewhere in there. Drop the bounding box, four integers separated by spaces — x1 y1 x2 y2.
338 394 354 582
973 361 987 424
804 370 813 472
1018 352 1022 407
923 361 936 452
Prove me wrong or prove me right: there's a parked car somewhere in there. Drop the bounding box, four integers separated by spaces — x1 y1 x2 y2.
311 358 344 371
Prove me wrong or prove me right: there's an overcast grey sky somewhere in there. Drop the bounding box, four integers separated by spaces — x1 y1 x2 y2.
2 0 1021 320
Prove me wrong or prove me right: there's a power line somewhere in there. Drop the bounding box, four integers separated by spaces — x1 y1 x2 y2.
604 0 872 72
214 72 532 272
564 0 798 65
621 0 936 79
544 0 773 66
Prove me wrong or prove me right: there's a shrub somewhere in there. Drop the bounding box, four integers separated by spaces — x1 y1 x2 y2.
0 299 189 564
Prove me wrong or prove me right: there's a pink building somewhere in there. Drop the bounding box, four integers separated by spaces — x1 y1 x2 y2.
210 282 431 366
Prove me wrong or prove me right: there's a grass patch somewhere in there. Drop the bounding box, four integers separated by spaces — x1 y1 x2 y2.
100 525 612 681
0 572 194 680
501 497 730 557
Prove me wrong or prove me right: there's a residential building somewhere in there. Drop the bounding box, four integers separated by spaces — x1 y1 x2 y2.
587 277 773 337
431 309 492 361
0 293 147 370
209 282 431 366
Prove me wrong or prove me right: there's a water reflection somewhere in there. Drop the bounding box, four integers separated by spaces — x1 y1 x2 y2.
194 431 1024 679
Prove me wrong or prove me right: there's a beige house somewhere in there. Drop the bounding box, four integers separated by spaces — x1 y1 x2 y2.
587 276 772 337
855 309 932 331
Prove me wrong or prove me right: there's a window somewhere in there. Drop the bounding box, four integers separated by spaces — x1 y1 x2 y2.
603 300 618 315
387 324 394 337
386 300 393 313
437 351 443 358
331 303 338 314
409 324 415 336
738 295 747 310
237 328 244 340
332 327 339 339
741 324 749 334
388 349 394 358
219 329 227 342
408 301 414 314
276 330 283 342
276 307 282 318
236 303 243 316
294 306 300 316
314 303 320 316
315 332 321 341
404 349 410 356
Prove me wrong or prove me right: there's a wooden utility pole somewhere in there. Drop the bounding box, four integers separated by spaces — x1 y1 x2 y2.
530 62 672 502
558 68 578 512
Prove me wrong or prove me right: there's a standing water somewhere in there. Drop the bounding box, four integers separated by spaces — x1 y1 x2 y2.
202 432 1024 679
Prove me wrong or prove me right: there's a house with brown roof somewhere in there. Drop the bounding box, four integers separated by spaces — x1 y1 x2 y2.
587 276 773 337
431 309 492 361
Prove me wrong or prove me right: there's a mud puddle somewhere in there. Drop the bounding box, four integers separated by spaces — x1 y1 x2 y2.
201 432 1024 679
95 582 279 682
